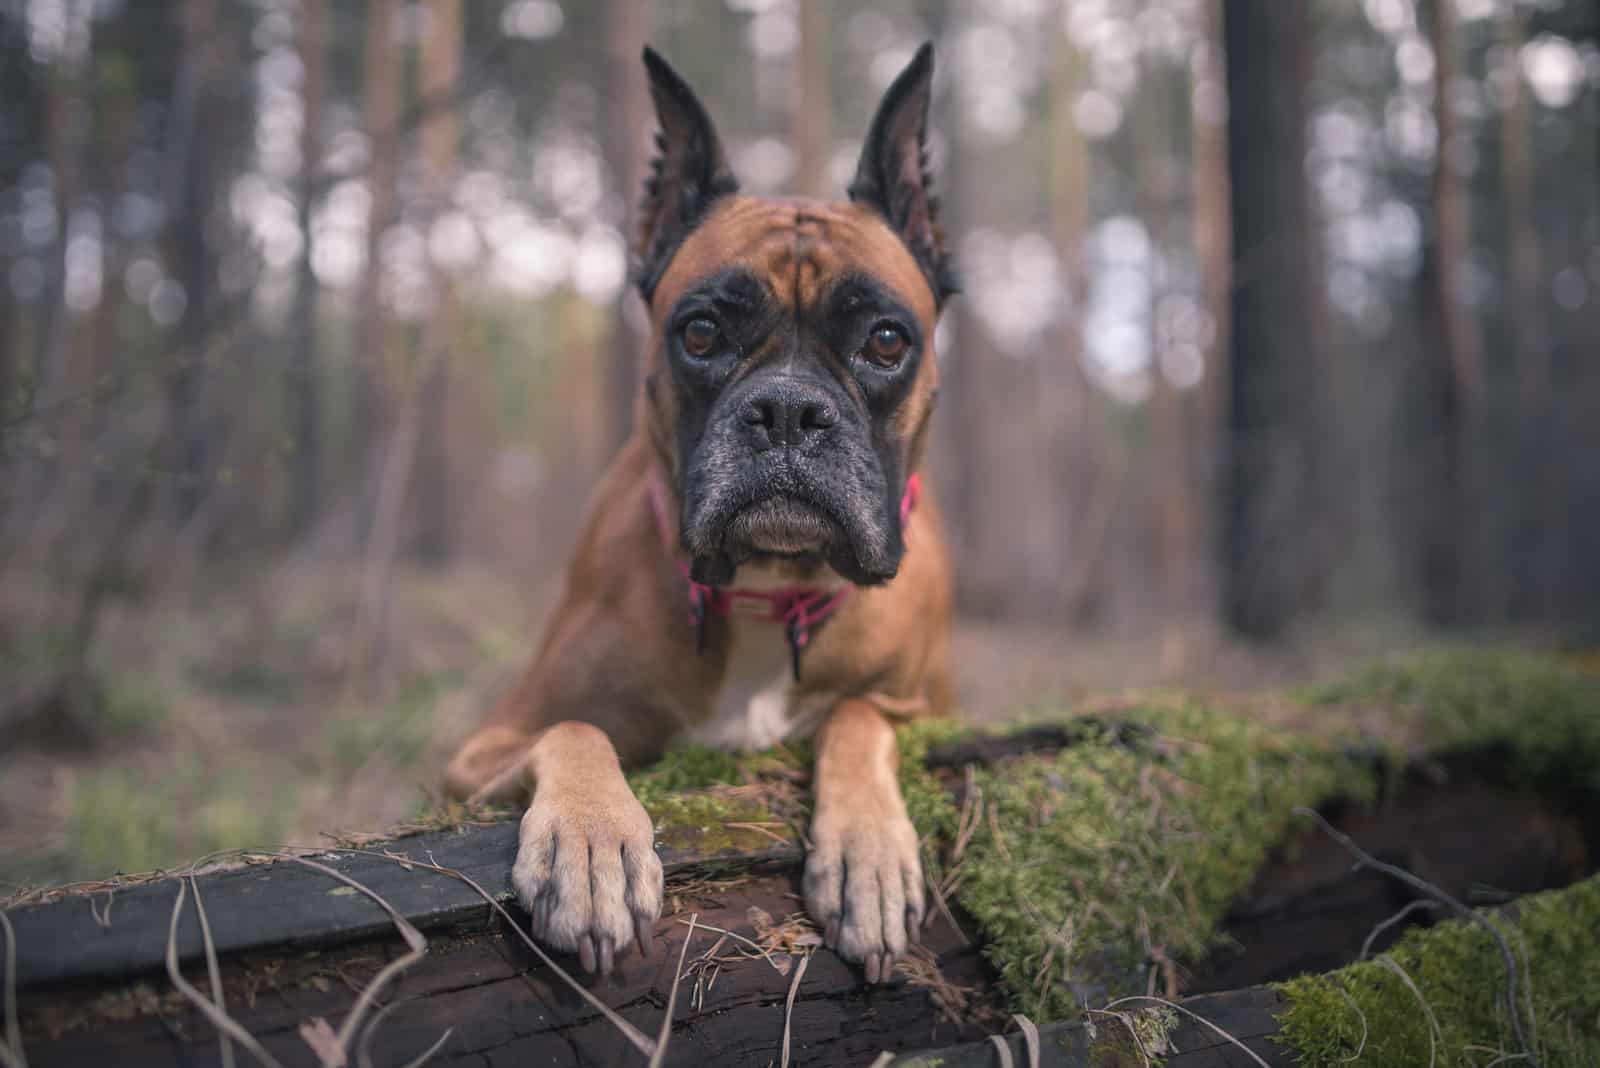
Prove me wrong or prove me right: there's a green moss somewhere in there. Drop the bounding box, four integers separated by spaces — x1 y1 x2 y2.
1311 647 1600 789
625 742 815 856
1087 1004 1179 1066
627 745 756 807
1275 875 1600 1067
639 790 780 855
951 699 1379 1022
895 718 971 841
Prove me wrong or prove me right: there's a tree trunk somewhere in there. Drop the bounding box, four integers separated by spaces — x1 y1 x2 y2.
36 14 85 417
1191 0 1231 621
353 0 403 537
414 0 462 563
938 69 995 613
790 1 830 199
288 0 330 538
1044 26 1114 623
164 0 222 525
1219 0 1323 639
1499 6 1545 407
1496 4 1555 622
602 0 649 455
1417 0 1483 625
1137 61 1195 641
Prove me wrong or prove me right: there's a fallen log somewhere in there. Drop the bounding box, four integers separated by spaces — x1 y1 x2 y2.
5 649 1599 1066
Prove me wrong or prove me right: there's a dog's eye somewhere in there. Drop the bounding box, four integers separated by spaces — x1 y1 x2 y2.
681 317 720 357
863 323 909 367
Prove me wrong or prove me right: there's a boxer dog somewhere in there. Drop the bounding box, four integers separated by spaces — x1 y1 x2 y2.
445 44 956 984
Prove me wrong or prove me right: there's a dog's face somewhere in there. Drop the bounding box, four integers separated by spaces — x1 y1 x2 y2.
635 46 956 588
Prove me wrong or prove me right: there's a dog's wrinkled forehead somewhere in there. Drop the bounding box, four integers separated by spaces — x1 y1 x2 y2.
648 196 937 344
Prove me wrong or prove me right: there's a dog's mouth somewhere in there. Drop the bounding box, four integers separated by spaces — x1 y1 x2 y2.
681 456 901 588
724 494 839 557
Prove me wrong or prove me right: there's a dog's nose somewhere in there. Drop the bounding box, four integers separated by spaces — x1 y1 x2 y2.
739 381 839 449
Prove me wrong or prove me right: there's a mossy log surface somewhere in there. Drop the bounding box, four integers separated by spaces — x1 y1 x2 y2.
5 648 1599 1067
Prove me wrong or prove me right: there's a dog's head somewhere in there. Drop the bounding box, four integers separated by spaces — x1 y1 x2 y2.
636 45 955 588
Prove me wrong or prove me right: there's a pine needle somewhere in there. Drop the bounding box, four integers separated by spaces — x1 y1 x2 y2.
648 913 697 1068
778 950 811 1068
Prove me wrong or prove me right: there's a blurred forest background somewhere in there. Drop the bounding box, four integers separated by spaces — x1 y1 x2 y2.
2 0 1597 887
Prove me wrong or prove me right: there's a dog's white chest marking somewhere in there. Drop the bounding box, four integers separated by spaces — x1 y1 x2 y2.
686 621 815 750
681 563 841 751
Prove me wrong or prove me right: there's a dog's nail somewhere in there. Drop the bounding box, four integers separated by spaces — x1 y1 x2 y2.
579 935 598 973
635 917 654 959
599 936 615 976
826 918 841 948
865 952 881 984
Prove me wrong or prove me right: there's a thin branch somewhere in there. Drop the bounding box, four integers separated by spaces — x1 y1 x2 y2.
1103 995 1270 1068
164 881 287 1068
648 914 697 1068
280 857 428 1060
1360 899 1441 961
332 849 656 1057
1293 807 1538 1067
0 911 27 1068
188 877 236 1068
356 998 453 1068
1012 1013 1041 1068
1376 956 1440 1068
1333 984 1369 1062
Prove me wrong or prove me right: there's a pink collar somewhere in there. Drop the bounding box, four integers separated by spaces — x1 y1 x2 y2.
647 465 923 680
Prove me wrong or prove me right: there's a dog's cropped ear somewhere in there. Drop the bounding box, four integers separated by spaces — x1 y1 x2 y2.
636 48 740 303
848 43 957 306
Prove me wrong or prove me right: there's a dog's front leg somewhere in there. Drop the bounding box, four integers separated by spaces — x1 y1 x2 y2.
804 698 926 983
514 721 663 975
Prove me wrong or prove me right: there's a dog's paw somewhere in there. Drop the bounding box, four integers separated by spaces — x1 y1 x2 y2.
804 802 925 983
512 777 663 975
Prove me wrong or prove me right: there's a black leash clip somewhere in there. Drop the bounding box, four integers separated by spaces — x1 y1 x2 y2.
786 618 805 682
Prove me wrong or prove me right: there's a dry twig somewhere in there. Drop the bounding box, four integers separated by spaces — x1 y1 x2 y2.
1360 899 1441 961
281 856 430 1062
1333 985 1369 1063
0 911 26 1068
1376 956 1441 1068
188 876 236 1068
164 880 287 1068
1294 806 1538 1068
339 847 656 1057
1103 995 1270 1068
647 913 697 1068
355 998 453 1068
777 950 811 1068
1012 1013 1041 1068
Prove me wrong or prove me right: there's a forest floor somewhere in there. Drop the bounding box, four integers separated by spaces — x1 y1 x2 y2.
0 561 1429 890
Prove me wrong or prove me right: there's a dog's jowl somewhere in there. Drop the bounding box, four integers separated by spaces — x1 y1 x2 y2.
445 44 957 985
